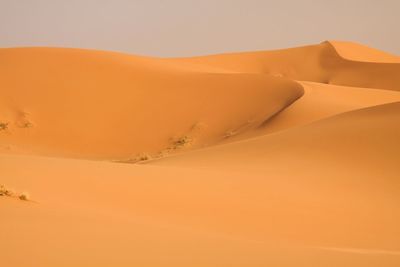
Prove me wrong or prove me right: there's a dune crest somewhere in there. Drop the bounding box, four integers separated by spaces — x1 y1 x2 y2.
328 40 400 63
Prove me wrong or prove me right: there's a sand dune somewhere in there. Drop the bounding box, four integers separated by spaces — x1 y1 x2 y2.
1 103 399 266
172 41 400 91
0 47 303 159
1 41 400 266
329 41 400 63
156 102 400 173
215 81 400 142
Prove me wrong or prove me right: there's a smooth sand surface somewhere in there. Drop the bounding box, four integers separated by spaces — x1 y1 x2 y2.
1 41 400 266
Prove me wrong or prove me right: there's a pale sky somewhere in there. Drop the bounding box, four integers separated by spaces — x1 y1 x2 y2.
0 0 399 57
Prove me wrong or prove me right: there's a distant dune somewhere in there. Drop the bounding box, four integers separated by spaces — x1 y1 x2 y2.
329 41 400 63
1 41 400 266
171 41 400 90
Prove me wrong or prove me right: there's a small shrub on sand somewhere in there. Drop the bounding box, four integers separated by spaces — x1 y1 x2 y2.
112 153 153 164
19 193 29 201
118 153 152 163
172 135 192 149
155 149 170 158
20 121 34 128
5 189 14 196
0 185 15 197
1 185 30 201
4 190 11 197
0 122 9 131
135 153 152 162
0 185 6 196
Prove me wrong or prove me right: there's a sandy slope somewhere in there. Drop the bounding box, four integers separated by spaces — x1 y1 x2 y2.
0 47 303 159
257 81 400 134
156 102 400 172
220 81 400 142
1 41 400 266
1 103 400 266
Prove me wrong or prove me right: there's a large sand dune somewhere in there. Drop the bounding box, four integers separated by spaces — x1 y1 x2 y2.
171 41 400 90
0 47 303 159
1 41 400 266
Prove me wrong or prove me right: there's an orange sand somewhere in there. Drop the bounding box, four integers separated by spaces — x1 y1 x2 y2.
1 41 400 266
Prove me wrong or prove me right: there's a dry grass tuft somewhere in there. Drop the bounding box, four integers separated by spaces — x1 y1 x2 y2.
171 135 192 149
0 122 9 131
1 184 30 201
115 153 153 164
0 184 6 196
19 121 34 128
134 153 152 162
0 185 14 197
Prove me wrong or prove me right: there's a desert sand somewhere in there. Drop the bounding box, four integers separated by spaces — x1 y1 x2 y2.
1 41 400 266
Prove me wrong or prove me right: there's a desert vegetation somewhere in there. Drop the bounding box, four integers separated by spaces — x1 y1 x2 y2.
115 134 195 164
0 122 9 131
0 184 30 201
171 135 192 149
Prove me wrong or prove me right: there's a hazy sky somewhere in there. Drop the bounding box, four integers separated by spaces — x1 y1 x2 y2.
0 0 398 57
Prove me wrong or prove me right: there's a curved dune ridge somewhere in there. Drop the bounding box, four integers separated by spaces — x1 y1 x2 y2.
1 41 400 266
329 41 400 63
172 41 400 91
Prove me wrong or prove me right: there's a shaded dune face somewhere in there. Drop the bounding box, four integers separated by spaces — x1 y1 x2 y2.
174 41 400 91
0 47 303 159
149 102 400 251
155 101 400 172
